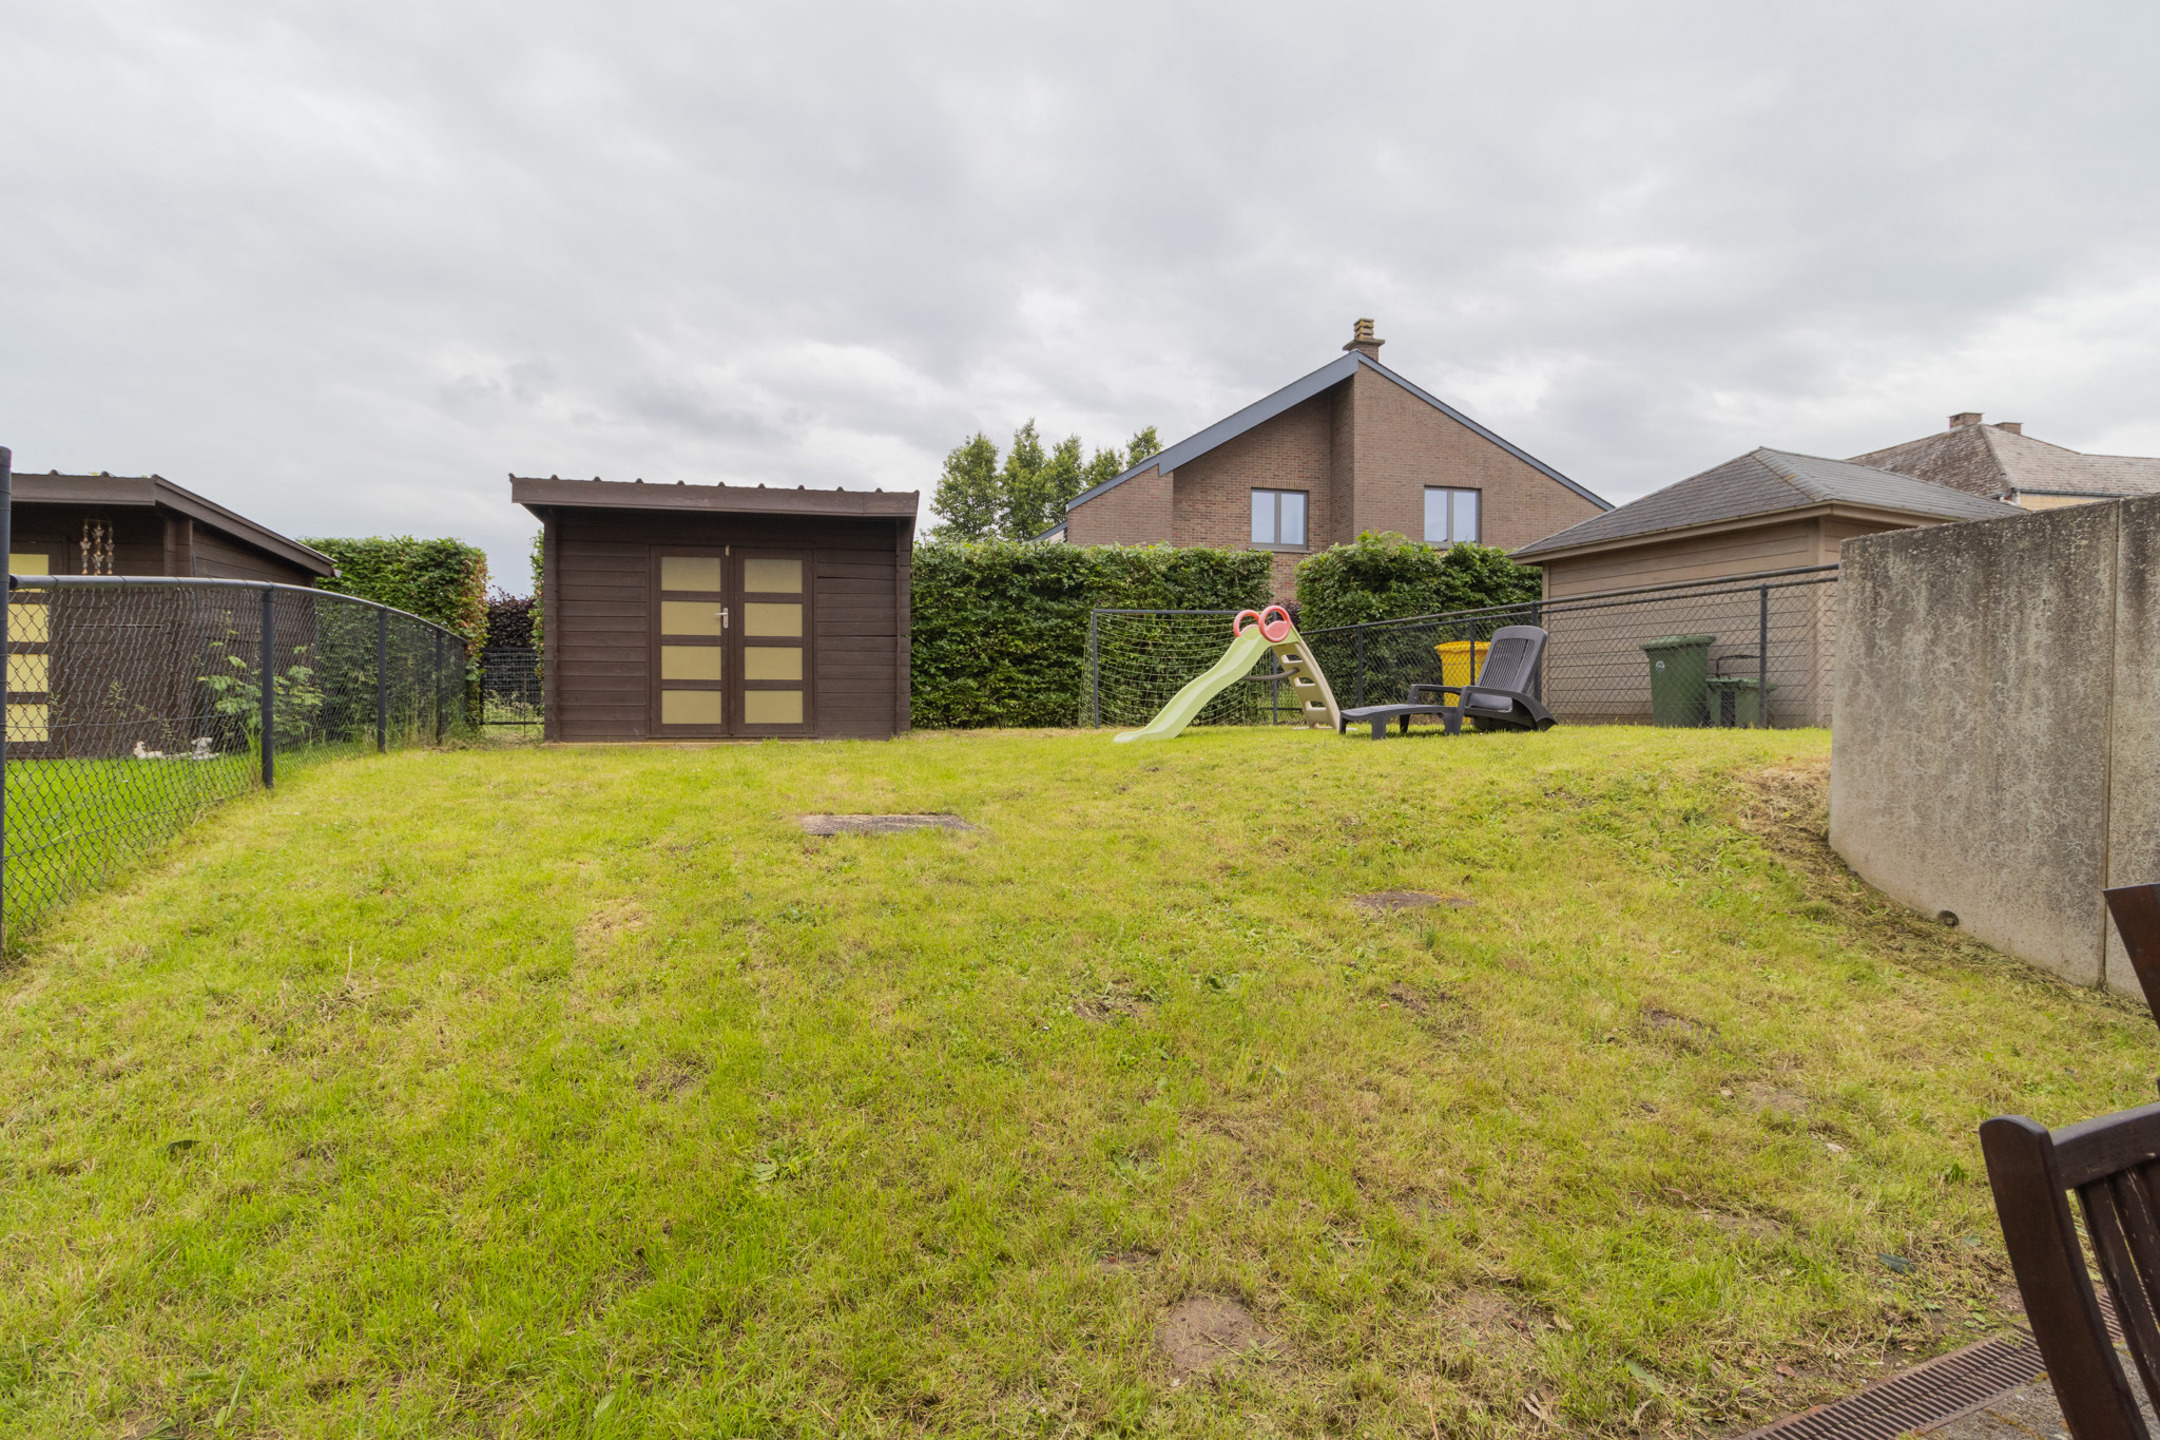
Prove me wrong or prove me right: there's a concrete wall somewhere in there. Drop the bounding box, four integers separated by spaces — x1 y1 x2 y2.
1830 495 2160 992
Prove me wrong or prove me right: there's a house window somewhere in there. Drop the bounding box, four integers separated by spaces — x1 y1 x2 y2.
1251 489 1308 549
1424 487 1480 544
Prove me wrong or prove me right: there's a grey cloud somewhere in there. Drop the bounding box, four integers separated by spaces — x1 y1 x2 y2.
3 0 2157 582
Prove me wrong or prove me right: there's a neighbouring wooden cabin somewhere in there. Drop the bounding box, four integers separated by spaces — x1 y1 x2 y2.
5 473 337 758
7 471 336 585
512 476 917 742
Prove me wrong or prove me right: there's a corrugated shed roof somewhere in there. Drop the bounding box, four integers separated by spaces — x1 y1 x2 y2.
1062 351 1609 514
1851 423 2160 499
1512 448 2021 558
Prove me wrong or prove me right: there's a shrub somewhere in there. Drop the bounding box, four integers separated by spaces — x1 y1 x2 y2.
528 532 545 664
1293 532 1542 631
912 542 1271 728
304 537 491 658
485 591 536 649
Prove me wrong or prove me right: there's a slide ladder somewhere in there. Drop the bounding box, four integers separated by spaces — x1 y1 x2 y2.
1113 606 1342 742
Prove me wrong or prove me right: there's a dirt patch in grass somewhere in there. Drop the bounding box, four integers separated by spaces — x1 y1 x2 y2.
1745 1083 1811 1116
1441 1291 1549 1359
578 900 649 947
1641 1005 1713 1041
1097 1250 1154 1271
800 813 974 835
1156 1295 1273 1376
1386 982 1434 1014
1073 991 1150 1022
1733 759 1981 958
1352 890 1472 916
637 1056 709 1098
1703 1210 1783 1242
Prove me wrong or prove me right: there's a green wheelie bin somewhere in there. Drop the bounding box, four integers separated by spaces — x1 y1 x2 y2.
1641 634 1715 726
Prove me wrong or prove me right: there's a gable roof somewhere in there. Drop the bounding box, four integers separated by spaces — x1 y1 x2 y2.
1851 423 2160 500
1061 351 1610 514
11 471 337 576
1511 447 2022 560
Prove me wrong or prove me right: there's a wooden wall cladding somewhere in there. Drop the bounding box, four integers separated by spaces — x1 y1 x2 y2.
548 508 907 741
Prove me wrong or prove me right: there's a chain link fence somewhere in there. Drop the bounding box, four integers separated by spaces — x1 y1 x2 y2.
1087 566 1842 731
3 575 467 938
480 646 542 727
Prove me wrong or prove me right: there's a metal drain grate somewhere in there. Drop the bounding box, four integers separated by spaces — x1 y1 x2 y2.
1737 1334 2045 1440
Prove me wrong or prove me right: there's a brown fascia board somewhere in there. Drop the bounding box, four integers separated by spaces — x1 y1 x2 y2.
11 472 337 575
1510 501 1946 565
511 475 920 519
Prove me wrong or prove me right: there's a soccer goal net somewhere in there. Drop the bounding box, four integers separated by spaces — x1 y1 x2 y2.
1088 609 1302 729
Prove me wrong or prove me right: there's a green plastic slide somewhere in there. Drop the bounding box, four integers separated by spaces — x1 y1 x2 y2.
1113 626 1275 743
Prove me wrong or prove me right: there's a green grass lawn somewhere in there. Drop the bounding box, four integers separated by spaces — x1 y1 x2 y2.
3 727 2154 1437
3 755 256 932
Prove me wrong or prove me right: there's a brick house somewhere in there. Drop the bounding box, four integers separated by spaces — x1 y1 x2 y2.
1849 412 2160 511
1047 321 1610 597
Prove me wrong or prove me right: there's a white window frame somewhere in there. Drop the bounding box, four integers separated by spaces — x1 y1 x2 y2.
1250 489 1309 550
1424 487 1481 545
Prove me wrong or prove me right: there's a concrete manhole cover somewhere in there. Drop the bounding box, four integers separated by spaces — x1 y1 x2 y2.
1351 890 1473 915
1155 1295 1273 1376
799 813 974 835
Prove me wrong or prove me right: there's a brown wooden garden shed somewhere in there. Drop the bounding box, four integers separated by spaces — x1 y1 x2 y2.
512 476 917 742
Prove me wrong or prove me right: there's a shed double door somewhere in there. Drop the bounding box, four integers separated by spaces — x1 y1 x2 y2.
652 548 811 737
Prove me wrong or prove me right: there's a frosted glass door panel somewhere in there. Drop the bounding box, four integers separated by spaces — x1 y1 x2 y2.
661 601 723 636
743 690 803 724
661 690 724 725
743 603 802 638
743 648 802 681
743 558 802 593
660 556 722 591
661 645 723 681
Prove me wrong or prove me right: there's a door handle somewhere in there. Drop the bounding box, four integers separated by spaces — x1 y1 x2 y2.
719 607 730 630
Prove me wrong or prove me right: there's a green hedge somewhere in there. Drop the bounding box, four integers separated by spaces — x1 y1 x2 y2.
303 537 491 657
1293 532 1542 631
911 542 1271 728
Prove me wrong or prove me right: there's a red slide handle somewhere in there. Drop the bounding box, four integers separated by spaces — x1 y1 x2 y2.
1234 606 1294 643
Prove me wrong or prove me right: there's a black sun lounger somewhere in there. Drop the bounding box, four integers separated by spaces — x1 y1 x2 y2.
1337 624 1558 740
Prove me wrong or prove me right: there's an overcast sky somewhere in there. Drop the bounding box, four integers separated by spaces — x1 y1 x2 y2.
6 1 2158 586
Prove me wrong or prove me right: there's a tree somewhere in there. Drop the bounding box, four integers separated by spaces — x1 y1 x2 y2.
930 419 1160 540
1007 432 1087 540
931 433 1003 541
997 421 1048 537
1126 427 1162 470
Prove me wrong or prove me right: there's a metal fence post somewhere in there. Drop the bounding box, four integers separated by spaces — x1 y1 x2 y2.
1355 626 1366 708
1 445 11 948
433 630 444 743
1757 585 1770 729
1529 601 1543 703
260 586 276 788
1087 610 1099 728
376 607 389 753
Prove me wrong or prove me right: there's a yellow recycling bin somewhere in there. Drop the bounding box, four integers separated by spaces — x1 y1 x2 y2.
1433 639 1488 689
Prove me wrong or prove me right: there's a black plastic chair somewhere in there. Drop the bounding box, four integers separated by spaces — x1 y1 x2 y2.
1337 624 1557 740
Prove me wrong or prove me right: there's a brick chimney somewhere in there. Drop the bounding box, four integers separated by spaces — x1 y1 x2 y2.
1948 411 1984 428
1343 318 1384 359
1995 422 2023 435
